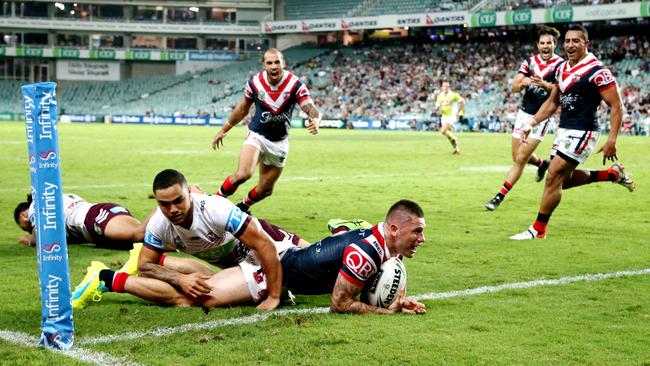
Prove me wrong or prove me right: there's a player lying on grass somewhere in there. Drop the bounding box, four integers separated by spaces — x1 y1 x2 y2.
280 199 427 314
73 186 425 313
72 168 300 311
14 193 150 250
163 203 426 315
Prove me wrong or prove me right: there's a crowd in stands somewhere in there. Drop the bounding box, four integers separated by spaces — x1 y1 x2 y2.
291 34 649 135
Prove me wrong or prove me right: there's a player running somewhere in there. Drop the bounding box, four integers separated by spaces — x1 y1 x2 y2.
511 25 635 240
14 193 148 250
211 48 321 213
485 26 563 211
435 79 464 155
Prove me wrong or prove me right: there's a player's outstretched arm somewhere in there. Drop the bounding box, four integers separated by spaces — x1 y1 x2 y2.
18 232 36 246
300 102 321 135
330 274 398 315
162 256 216 276
238 218 283 310
138 246 212 298
212 97 253 149
596 84 623 164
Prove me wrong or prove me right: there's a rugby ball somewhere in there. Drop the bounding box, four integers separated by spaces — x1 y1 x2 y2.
362 257 407 308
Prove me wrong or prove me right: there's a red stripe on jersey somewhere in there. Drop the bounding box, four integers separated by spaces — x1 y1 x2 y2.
560 64 600 93
372 224 385 247
263 81 300 115
598 81 616 93
566 57 598 74
339 269 365 288
257 72 294 102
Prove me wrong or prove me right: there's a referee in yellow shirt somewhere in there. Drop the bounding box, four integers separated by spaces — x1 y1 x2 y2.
435 80 464 155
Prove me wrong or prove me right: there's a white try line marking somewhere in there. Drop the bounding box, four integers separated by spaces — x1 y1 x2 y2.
0 330 143 366
2 268 649 365
78 267 650 345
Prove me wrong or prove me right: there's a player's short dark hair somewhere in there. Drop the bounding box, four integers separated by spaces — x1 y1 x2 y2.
153 169 187 192
14 194 32 224
537 25 560 44
440 78 450 86
386 200 424 221
262 48 284 63
567 24 589 41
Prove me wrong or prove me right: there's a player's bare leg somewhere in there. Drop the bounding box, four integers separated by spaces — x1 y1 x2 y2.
201 266 255 308
217 144 261 197
507 139 542 187
485 139 542 211
562 164 635 191
123 276 195 307
103 207 156 243
440 123 459 155
238 164 283 213
511 156 576 239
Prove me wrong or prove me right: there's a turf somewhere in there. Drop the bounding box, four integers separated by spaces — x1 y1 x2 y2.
1 122 648 365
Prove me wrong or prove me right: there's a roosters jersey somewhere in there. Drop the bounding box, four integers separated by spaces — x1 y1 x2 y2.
244 70 313 141
28 193 93 243
144 193 252 269
517 53 563 114
555 53 617 131
281 223 391 295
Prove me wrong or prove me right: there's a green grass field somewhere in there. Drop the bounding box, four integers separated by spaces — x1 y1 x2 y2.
1 122 649 365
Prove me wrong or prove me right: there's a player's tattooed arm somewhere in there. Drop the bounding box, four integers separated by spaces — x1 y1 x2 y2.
300 102 321 135
138 246 212 298
330 274 395 315
532 84 560 125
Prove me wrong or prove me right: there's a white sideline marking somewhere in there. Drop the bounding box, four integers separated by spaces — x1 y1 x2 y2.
0 330 143 366
79 267 650 345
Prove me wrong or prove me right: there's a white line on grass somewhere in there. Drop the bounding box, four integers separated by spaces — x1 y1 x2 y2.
0 330 144 366
79 267 650 345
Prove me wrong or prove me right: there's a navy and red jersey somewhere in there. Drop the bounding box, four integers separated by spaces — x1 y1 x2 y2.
555 53 617 131
244 70 312 141
280 224 391 295
517 54 563 114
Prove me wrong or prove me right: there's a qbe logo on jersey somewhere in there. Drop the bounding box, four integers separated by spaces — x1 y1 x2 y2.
344 246 375 280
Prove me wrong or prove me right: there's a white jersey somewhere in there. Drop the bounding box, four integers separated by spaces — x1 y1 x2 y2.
28 193 93 242
144 193 252 268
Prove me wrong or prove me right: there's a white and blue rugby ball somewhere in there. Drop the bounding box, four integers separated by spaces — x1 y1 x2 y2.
363 257 407 308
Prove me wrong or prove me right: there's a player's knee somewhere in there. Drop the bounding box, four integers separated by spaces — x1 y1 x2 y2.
514 153 529 165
